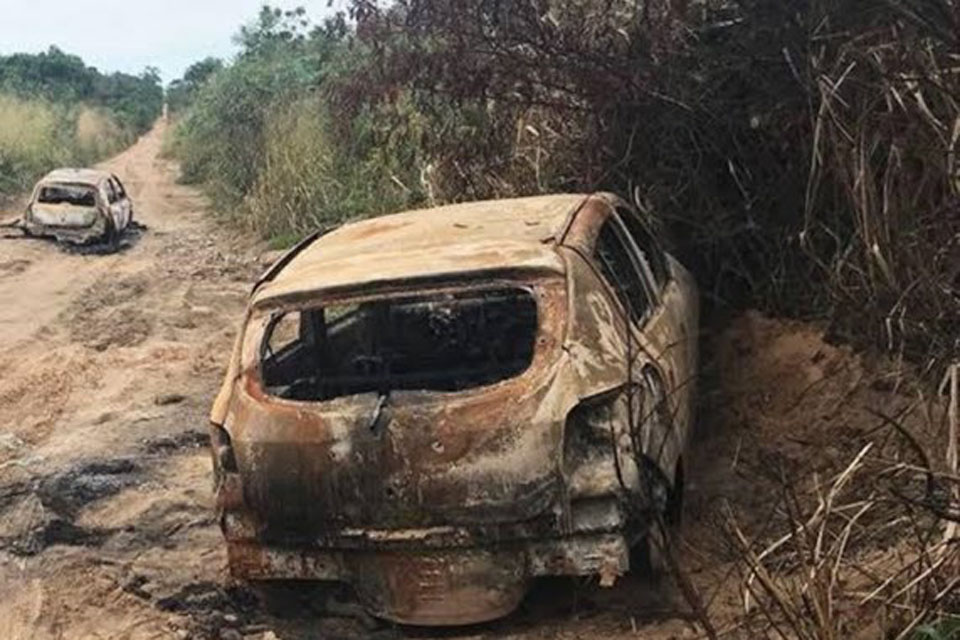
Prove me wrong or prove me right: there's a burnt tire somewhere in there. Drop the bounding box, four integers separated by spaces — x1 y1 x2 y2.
249 581 376 626
103 219 120 252
631 461 684 579
634 522 669 577
249 581 308 618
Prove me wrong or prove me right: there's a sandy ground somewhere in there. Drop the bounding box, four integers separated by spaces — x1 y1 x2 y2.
0 123 262 640
0 124 941 639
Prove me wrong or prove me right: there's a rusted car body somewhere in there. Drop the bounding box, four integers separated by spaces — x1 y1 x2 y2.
22 168 133 245
210 193 699 626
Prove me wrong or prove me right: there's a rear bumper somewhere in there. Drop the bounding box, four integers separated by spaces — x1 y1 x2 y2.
22 216 108 244
228 531 629 581
227 533 629 626
217 474 634 625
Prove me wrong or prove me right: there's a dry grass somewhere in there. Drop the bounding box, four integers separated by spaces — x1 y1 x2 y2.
799 5 960 371
0 95 66 195
718 363 960 638
246 98 345 236
0 94 129 199
75 107 129 162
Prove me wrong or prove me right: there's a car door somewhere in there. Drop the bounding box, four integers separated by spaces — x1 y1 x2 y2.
110 176 132 230
101 179 121 231
591 214 682 475
615 206 695 440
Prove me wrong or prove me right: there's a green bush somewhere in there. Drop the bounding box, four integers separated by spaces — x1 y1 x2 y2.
0 47 162 134
170 48 314 206
169 7 423 238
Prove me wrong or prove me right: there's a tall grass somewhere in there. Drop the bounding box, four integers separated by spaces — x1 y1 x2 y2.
246 98 409 238
74 106 129 161
0 94 130 201
0 95 65 196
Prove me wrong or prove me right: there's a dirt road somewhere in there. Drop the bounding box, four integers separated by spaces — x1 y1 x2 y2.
0 123 918 639
0 123 262 639
0 123 734 640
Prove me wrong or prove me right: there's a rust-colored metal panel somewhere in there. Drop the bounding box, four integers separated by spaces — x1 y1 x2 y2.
209 192 699 626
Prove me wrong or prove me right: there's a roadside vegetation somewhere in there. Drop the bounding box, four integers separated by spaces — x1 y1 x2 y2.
165 8 406 242
169 2 960 636
0 47 163 200
171 1 958 368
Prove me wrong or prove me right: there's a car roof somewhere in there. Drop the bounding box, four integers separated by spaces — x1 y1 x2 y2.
253 194 598 305
39 168 112 187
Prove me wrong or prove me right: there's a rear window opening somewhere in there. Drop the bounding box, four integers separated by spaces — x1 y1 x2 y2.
37 184 97 207
259 288 539 402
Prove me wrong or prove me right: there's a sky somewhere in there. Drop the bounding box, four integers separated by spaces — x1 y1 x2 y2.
0 0 334 84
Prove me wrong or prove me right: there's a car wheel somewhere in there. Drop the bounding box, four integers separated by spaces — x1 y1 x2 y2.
249 580 376 625
104 219 120 252
637 520 668 576
631 458 684 578
632 488 682 577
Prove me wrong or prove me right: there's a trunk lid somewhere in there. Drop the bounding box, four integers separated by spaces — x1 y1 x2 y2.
225 277 569 541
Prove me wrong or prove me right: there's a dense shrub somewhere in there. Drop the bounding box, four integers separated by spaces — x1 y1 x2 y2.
169 7 422 237
338 0 960 366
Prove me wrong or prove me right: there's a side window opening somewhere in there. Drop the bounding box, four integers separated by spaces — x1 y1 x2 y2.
112 176 127 198
594 220 651 323
260 288 539 402
105 180 120 204
263 312 302 361
618 207 669 290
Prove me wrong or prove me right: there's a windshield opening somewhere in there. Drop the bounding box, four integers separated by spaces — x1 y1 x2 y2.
259 287 539 401
37 184 97 207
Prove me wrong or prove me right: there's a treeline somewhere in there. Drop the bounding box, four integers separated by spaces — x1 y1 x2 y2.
170 1 960 368
168 8 381 244
0 47 163 198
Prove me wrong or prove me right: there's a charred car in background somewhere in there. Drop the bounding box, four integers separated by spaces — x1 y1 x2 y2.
210 193 699 626
21 168 133 246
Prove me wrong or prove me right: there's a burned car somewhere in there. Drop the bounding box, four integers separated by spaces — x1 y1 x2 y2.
22 168 133 246
210 193 699 626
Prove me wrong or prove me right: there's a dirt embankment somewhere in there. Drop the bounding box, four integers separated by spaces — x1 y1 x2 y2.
0 124 948 639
